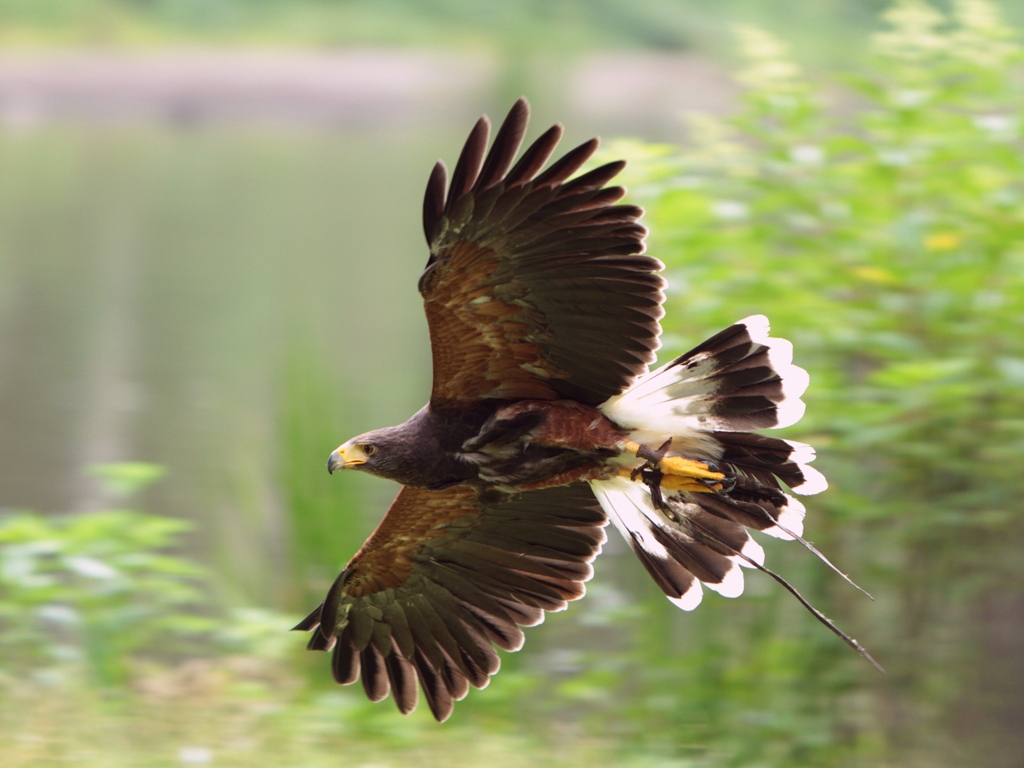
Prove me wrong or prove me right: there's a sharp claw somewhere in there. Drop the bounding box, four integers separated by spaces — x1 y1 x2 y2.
702 474 736 493
625 439 733 499
639 467 670 511
700 462 734 493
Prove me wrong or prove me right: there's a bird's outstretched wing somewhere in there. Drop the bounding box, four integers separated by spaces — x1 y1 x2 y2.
295 483 607 721
419 98 665 409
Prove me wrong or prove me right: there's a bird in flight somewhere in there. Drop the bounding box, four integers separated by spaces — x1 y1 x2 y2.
295 98 877 721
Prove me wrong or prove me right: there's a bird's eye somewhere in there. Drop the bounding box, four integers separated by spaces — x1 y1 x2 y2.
363 444 377 457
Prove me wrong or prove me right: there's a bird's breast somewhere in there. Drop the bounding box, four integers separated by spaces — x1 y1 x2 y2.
458 399 625 488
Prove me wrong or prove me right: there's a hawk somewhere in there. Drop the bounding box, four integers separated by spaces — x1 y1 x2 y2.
295 99 871 721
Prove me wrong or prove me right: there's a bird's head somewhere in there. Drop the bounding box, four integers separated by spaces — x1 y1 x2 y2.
327 427 407 480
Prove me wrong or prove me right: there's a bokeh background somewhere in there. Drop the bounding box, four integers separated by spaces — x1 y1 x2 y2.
2 1 1023 766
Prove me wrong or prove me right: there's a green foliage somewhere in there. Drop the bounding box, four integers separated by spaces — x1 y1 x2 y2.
278 343 367 611
632 0 1024 554
0 463 214 686
6 0 1018 64
591 0 1024 763
83 461 167 500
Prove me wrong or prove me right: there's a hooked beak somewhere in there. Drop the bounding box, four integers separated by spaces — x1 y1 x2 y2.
327 443 366 474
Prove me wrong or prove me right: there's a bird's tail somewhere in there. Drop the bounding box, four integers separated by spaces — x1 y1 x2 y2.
592 315 830 610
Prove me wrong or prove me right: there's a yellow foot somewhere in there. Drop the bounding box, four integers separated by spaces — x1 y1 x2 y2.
661 474 723 493
622 440 725 481
617 465 722 494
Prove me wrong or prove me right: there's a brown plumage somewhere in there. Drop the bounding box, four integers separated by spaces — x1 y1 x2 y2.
299 98 865 722
419 99 663 409
296 483 606 721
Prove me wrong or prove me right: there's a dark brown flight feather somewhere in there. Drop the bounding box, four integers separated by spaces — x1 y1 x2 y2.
297 483 606 722
419 97 665 410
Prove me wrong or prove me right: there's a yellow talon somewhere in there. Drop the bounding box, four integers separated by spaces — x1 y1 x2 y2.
622 440 725 483
616 462 721 494
660 455 724 482
660 475 721 493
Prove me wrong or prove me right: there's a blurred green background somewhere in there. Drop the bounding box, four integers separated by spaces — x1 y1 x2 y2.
2 1 1023 766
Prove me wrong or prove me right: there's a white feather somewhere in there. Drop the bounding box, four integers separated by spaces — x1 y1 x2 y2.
739 536 765 568
590 477 704 610
791 464 828 496
591 477 669 558
739 315 809 428
703 562 745 598
784 439 818 465
668 582 705 611
593 477 760 606
759 494 806 540
601 315 811 442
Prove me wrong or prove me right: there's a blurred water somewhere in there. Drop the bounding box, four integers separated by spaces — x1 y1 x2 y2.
0 125 435 513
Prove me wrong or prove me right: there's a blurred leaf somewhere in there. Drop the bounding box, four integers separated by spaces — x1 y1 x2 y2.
83 462 166 499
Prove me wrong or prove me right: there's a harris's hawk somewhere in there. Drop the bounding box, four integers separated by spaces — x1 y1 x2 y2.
296 99 875 721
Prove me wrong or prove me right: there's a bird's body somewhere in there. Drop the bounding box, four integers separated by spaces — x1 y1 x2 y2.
297 99 870 722
333 399 623 491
